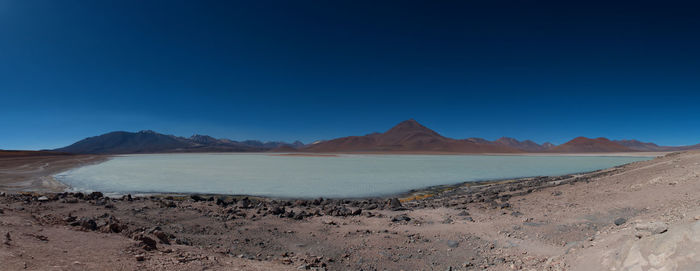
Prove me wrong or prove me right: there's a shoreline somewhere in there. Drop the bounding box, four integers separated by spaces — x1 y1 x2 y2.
6 152 658 199
0 154 110 193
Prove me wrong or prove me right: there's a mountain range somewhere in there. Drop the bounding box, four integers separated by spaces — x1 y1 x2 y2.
55 130 303 154
54 120 700 154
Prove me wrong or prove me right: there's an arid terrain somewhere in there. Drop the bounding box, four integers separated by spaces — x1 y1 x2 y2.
2 151 700 270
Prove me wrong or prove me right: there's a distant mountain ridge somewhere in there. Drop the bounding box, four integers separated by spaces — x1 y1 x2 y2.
550 137 633 153
54 120 700 154
302 119 521 153
55 130 304 154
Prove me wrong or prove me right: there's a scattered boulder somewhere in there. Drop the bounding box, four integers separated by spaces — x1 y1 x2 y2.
387 198 403 210
239 197 251 209
447 240 459 248
614 218 627 226
456 211 470 216
153 230 170 244
37 196 49 202
109 222 125 233
79 218 97 231
86 192 103 200
269 206 285 215
635 222 669 237
391 214 411 223
135 235 158 251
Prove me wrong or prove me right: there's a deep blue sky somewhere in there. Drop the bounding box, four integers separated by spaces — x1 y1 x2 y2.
2 0 700 150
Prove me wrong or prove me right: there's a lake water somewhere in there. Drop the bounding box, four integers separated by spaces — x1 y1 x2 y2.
54 153 650 198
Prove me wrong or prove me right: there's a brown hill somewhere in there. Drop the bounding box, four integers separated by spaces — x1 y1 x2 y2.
549 137 634 153
495 137 551 152
613 139 665 151
302 119 521 153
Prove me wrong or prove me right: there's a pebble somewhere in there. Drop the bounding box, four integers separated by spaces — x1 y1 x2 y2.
614 218 627 226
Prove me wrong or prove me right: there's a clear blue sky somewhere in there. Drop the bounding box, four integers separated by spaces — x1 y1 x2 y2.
1 0 699 150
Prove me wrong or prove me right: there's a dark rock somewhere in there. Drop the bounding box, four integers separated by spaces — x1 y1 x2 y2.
79 218 97 231
284 211 295 218
447 240 459 248
109 223 125 233
87 192 103 200
387 198 403 210
511 211 523 217
391 214 411 223
351 208 362 216
215 197 228 206
153 230 170 244
135 235 158 251
269 206 285 215
239 197 251 209
614 218 627 226
456 211 470 216
293 211 307 220
63 214 76 223
190 195 205 202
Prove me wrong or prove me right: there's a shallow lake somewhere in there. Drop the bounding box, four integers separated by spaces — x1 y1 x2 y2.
54 153 651 198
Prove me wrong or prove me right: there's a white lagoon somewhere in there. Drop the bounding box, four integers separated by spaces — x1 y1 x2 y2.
54 153 651 198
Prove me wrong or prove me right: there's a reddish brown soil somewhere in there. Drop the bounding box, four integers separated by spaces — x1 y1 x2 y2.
549 137 633 153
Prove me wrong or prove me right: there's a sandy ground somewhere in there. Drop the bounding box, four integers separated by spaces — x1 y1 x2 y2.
0 155 107 192
1 151 699 270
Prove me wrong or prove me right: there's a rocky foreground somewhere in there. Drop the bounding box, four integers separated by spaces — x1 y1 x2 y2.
2 151 700 270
